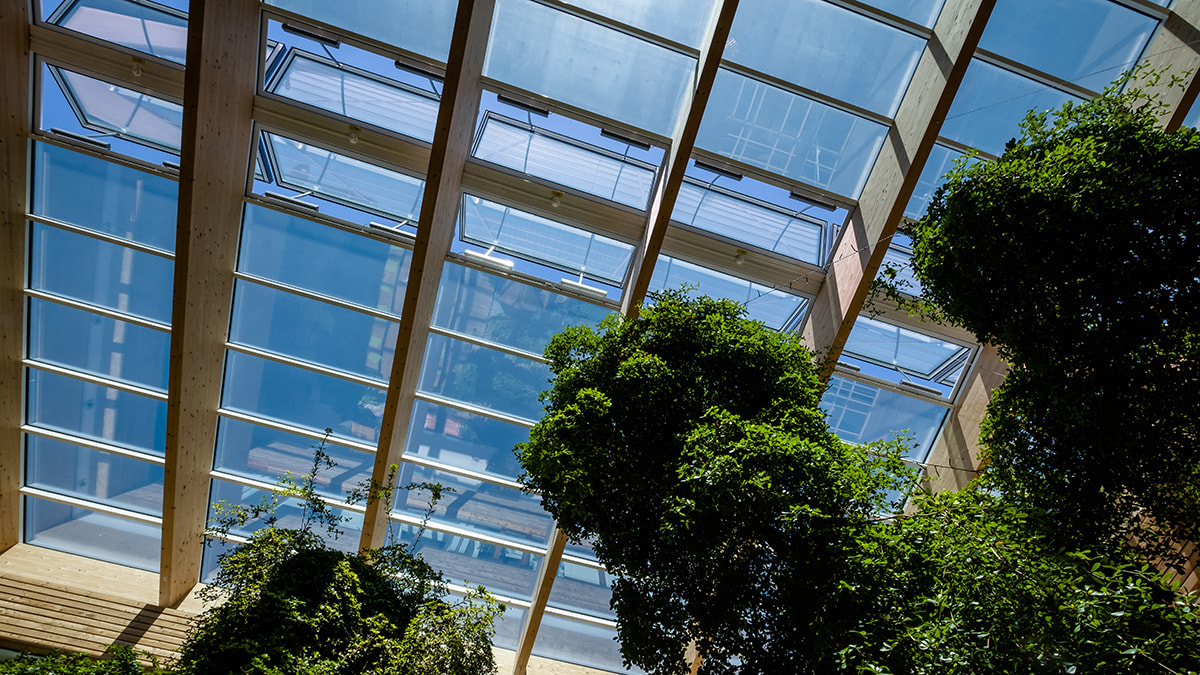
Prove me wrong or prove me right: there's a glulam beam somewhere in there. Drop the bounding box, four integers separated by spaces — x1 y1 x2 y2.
1140 1 1200 131
160 0 258 606
799 0 996 378
0 0 31 551
361 0 495 550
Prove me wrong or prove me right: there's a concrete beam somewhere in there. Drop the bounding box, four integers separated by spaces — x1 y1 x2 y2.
160 0 258 606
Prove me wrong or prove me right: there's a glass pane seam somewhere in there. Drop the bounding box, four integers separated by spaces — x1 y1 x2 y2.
32 133 180 184
528 0 700 58
541 604 619 629
836 370 955 407
445 584 533 609
689 148 860 211
974 48 1101 101
233 272 402 323
717 60 893 127
224 342 389 388
931 136 998 160
21 485 163 526
24 361 169 400
26 215 176 259
399 453 524 492
217 409 379 454
826 0 934 38
559 552 606 572
22 424 166 465
387 512 549 557
413 392 538 429
209 470 369 514
24 289 173 332
428 325 548 364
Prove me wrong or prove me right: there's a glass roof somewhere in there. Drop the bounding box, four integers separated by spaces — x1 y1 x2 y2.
48 0 188 64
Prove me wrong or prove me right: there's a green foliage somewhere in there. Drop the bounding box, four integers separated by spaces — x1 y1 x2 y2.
838 489 1200 675
175 434 503 675
901 69 1200 561
0 648 168 674
517 290 916 675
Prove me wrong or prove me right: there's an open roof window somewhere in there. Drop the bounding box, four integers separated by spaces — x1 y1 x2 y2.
46 0 187 64
841 315 969 385
44 65 182 157
647 255 808 331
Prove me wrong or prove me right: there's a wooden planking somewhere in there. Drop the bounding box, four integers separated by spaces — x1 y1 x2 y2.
0 0 31 551
161 0 260 606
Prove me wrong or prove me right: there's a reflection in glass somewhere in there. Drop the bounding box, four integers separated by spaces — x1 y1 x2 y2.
697 69 888 198
434 262 612 356
858 0 945 27
31 142 178 252
648 256 807 331
50 67 183 154
239 204 411 314
673 179 824 265
559 0 717 48
418 333 551 423
49 0 187 64
208 479 362 554
547 560 614 620
27 368 167 455
26 434 163 516
393 523 542 603
533 613 641 674
265 0 457 64
28 298 171 392
460 196 634 287
821 376 948 460
25 496 161 572
941 60 1079 156
405 399 529 482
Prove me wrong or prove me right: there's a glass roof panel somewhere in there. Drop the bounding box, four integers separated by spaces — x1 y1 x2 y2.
393 466 553 549
821 375 947 460
229 280 398 383
648 256 807 331
673 178 824 265
27 435 163 516
532 614 637 674
50 0 187 64
50 67 183 154
210 479 362 554
406 399 529 482
485 0 696 136
460 195 634 287
857 0 946 28
27 368 167 455
941 59 1080 156
263 132 425 223
878 245 922 296
239 204 410 315
842 315 968 379
473 114 655 209
418 333 551 424
434 262 612 355
905 143 963 220
395 524 542 602
265 0 457 63
214 416 375 502
728 0 925 116
558 0 717 48
25 496 161 572
28 298 171 392
30 224 175 324
697 68 888 198
31 143 177 252
547 560 614 620
221 351 388 446
979 0 1156 93
269 51 440 143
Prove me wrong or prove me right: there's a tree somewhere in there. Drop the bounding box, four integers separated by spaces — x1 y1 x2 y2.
517 291 915 675
904 71 1200 563
175 439 502 675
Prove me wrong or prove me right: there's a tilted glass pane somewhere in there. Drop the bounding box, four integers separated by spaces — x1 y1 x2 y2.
26 368 167 455
229 280 398 383
842 315 967 379
239 204 411 315
51 67 183 154
31 142 177 252
393 466 553 550
857 0 945 27
209 479 361 554
648 256 807 331
392 523 542 603
30 223 175 324
473 115 655 209
878 246 922 296
941 59 1079 156
904 143 963 220
405 399 530 483
673 179 823 265
434 262 612 355
418 333 551 424
729 0 925 116
547 561 614 620
559 0 717 48
51 0 187 64
28 298 170 392
821 375 948 460
270 51 439 143
697 69 888 199
264 132 425 223
221 351 388 446
25 496 160 572
214 416 375 502
264 0 457 64
485 0 696 136
460 195 634 286
533 614 641 674
979 0 1156 93
26 435 163 516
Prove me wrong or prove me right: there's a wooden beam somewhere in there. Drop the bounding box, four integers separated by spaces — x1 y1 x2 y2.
1139 1 1200 131
0 0 31 552
799 0 996 377
620 0 741 317
921 344 1007 493
361 0 495 550
511 529 568 675
160 0 258 606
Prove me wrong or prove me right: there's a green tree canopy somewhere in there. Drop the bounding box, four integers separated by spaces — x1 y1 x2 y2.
906 73 1200 561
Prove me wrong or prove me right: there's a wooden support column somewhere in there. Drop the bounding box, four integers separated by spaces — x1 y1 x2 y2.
921 344 1007 493
620 0 741 317
1140 1 1200 131
361 0 495 550
160 0 258 606
511 529 568 675
799 0 995 378
0 0 31 551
